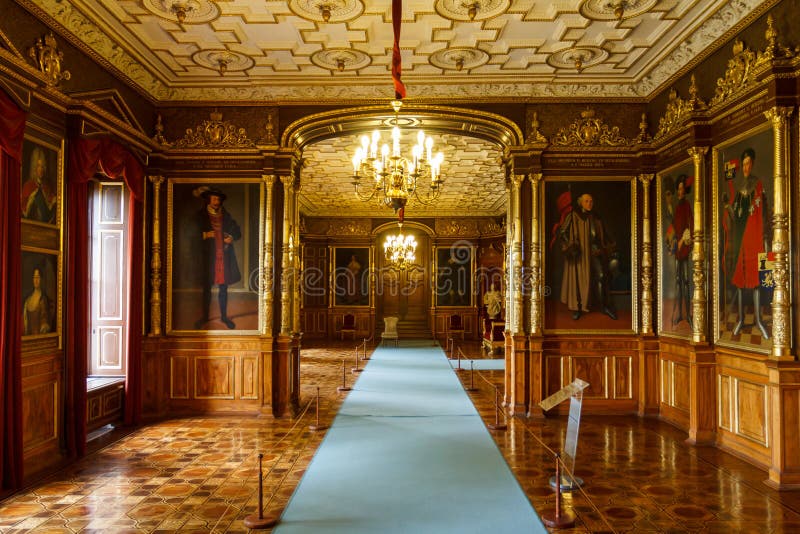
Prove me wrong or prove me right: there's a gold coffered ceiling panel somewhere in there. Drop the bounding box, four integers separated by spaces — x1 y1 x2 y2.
19 0 775 102
298 133 507 217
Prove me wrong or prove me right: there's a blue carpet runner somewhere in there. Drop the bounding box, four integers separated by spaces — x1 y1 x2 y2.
273 340 547 533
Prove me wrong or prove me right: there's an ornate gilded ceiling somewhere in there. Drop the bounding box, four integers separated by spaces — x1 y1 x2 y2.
19 0 773 103
14 0 776 218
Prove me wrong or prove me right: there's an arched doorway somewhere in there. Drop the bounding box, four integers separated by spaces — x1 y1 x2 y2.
374 222 434 336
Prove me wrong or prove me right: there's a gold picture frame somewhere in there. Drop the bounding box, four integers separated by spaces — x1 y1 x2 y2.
330 246 372 307
712 123 776 352
434 244 475 307
542 177 638 334
21 128 64 352
166 178 265 334
656 159 695 339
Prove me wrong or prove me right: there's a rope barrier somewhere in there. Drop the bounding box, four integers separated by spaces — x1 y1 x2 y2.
467 366 616 533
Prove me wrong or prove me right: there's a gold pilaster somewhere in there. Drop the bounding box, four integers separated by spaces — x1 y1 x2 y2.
263 175 275 335
280 175 292 335
689 146 708 343
510 174 525 334
292 179 302 335
765 107 793 359
148 175 164 336
529 173 543 335
639 174 654 335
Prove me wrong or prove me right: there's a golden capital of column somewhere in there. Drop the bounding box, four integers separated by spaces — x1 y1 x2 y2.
149 175 164 187
530 172 543 184
280 174 293 187
511 173 525 189
638 173 654 186
262 174 275 186
764 106 793 126
687 146 708 160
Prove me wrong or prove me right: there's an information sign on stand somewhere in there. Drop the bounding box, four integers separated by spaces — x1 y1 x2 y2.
539 378 589 491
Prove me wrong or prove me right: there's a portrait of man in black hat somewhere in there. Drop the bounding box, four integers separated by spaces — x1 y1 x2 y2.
195 186 242 329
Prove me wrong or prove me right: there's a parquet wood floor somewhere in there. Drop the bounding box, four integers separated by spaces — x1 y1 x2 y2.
2 340 800 532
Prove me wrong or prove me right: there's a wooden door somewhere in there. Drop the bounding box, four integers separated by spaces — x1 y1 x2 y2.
377 231 428 321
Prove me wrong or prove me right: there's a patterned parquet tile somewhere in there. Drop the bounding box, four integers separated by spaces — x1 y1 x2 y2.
3 339 800 532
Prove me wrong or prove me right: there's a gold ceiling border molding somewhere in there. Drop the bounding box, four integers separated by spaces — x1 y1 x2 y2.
640 0 779 99
172 110 256 149
646 0 780 101
550 109 631 147
654 74 706 141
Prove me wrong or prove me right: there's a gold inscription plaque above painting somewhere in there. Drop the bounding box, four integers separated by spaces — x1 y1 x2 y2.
713 126 775 352
543 179 636 333
167 179 264 334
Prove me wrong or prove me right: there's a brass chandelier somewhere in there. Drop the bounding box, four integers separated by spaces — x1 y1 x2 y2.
384 222 417 269
351 102 444 212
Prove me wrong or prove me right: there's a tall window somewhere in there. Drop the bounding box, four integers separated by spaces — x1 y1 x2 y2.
88 180 129 377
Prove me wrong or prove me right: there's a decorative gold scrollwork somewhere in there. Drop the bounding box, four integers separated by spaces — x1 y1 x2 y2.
28 32 71 86
174 110 255 148
655 75 705 140
711 40 757 106
550 108 630 146
756 13 796 66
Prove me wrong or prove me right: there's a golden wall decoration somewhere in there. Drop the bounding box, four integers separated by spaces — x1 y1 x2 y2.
755 14 796 66
655 75 705 140
710 40 757 106
327 218 371 236
436 218 478 237
28 33 71 86
550 109 630 147
173 111 256 149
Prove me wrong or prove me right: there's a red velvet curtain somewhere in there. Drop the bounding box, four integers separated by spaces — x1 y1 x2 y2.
0 89 26 489
67 138 144 457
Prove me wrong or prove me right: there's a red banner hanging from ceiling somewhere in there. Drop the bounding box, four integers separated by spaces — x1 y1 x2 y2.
391 0 406 99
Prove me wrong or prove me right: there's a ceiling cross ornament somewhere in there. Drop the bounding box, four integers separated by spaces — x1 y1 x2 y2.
143 0 219 24
28 32 71 86
551 109 631 147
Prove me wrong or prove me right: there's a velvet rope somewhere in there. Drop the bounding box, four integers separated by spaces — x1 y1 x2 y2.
0 89 26 490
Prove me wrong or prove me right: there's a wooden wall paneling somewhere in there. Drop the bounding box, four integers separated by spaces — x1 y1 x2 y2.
673 362 690 412
546 354 562 397
170 354 189 399
571 355 607 399
613 356 633 399
195 356 235 399
718 374 733 431
735 379 768 446
241 355 258 399
21 353 64 479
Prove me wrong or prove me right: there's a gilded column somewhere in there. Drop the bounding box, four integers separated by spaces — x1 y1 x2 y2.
639 174 654 335
529 173 543 335
263 175 275 334
280 175 293 335
689 146 708 343
292 179 302 334
765 107 793 358
510 174 524 334
148 175 164 336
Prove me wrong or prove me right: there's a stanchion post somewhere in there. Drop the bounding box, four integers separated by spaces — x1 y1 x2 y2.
352 346 363 373
487 385 507 431
309 386 327 432
243 453 279 528
454 346 464 372
337 359 351 392
361 338 370 361
541 454 576 528
464 360 477 392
